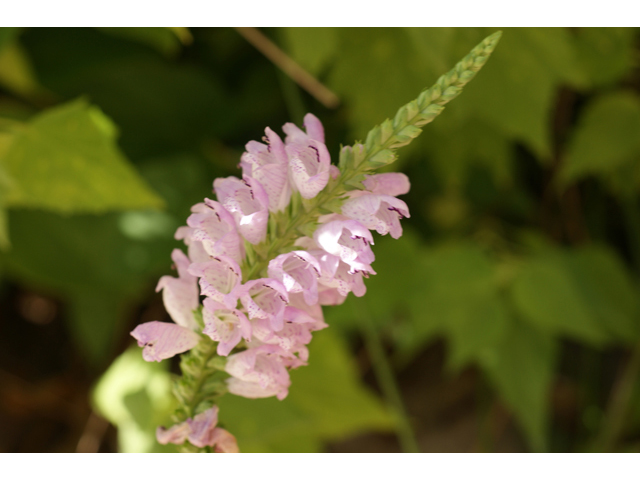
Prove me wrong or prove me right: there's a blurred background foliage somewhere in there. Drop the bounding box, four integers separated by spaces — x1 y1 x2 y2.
1 27 640 453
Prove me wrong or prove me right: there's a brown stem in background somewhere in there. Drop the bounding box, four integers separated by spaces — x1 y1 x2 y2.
235 27 340 109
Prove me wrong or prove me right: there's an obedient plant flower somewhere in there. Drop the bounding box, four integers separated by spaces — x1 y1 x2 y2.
240 127 291 212
130 31 501 453
283 113 331 199
213 176 270 245
186 199 244 263
157 406 239 453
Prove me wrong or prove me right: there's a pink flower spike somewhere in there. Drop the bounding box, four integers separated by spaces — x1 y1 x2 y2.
202 297 251 356
341 194 410 239
186 199 244 263
188 256 242 308
175 226 211 264
268 250 321 306
362 172 411 196
313 220 375 274
283 115 331 199
155 249 199 330
240 127 291 212
131 321 200 362
214 176 270 245
239 278 289 332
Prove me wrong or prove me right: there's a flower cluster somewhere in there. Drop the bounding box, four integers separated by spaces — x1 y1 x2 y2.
131 113 410 448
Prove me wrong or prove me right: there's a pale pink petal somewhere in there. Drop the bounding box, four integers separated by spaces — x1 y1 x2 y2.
362 172 410 196
188 256 242 308
155 249 199 330
186 406 219 448
341 194 410 239
239 278 289 331
210 428 240 453
313 220 375 274
241 128 291 212
202 297 251 356
186 199 244 263
131 321 200 362
268 250 321 305
156 422 191 445
303 113 325 143
214 176 270 244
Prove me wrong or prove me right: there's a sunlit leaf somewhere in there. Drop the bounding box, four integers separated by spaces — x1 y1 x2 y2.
92 346 176 452
1 99 164 213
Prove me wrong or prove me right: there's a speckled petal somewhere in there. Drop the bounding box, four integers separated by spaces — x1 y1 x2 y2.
131 321 200 362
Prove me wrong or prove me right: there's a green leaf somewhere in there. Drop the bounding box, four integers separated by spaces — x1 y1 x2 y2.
96 28 186 57
281 27 338 76
510 253 610 345
462 28 558 158
566 245 640 342
92 346 176 453
217 328 393 452
574 28 637 88
479 320 557 451
0 41 41 98
560 92 640 185
1 99 164 213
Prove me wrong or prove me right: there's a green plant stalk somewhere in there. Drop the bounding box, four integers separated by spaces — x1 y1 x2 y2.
355 304 420 453
171 31 502 452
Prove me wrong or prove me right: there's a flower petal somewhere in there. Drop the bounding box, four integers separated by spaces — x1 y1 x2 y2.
130 321 200 362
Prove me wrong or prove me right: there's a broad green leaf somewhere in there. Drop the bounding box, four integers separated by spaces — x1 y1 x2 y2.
1 99 164 213
462 28 556 158
567 245 640 342
560 92 640 185
218 328 393 452
574 28 637 87
479 320 557 451
92 346 176 453
510 254 610 345
281 27 338 76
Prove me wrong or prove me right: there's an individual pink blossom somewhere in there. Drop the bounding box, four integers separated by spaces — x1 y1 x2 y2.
317 258 368 298
157 406 239 452
362 172 410 196
186 200 244 263
283 113 331 199
174 226 211 264
240 127 292 212
155 249 199 330
238 278 289 332
202 297 252 356
267 250 321 306
188 255 242 308
225 345 292 400
130 321 200 362
213 176 270 245
313 219 375 274
341 194 410 239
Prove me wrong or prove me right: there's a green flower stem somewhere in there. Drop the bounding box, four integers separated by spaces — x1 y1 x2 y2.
172 335 228 452
355 303 420 453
